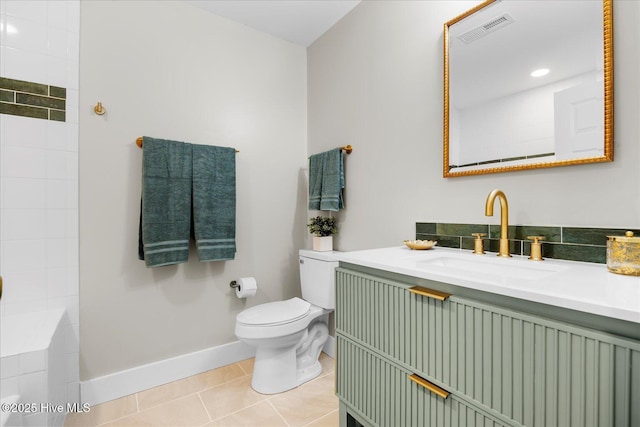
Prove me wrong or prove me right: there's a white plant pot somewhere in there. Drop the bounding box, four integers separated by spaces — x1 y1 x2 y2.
313 236 333 252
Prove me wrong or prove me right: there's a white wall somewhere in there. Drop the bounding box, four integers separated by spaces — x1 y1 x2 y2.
0 0 80 406
79 1 307 380
308 0 640 252
456 71 601 164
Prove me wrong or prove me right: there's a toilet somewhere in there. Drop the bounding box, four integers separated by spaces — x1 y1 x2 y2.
235 249 337 394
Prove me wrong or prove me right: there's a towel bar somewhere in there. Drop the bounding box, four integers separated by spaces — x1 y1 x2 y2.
136 137 239 153
308 145 353 158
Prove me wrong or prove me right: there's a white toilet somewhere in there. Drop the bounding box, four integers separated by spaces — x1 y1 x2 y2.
235 249 337 394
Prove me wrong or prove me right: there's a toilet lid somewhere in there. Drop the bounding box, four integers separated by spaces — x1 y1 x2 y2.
237 297 311 326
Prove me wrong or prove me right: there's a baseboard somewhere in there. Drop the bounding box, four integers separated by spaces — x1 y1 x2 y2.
82 335 337 406
80 340 255 406
323 334 335 358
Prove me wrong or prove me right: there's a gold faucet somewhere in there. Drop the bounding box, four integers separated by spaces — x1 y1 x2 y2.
485 189 511 257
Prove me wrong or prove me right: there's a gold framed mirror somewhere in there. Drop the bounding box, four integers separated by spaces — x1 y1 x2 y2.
444 0 613 177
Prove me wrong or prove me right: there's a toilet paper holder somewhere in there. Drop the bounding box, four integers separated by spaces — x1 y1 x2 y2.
230 277 258 298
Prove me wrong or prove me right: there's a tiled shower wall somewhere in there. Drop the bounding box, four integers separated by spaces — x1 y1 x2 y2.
416 222 638 264
0 0 80 406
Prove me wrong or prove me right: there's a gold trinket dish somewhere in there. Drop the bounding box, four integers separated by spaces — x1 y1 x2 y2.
404 240 437 250
607 231 640 276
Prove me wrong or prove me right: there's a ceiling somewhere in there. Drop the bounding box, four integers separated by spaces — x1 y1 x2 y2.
449 0 603 108
185 0 361 47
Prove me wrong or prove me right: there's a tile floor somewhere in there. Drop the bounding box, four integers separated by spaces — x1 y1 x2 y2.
64 353 338 427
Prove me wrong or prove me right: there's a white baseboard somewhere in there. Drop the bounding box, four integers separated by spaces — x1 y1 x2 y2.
323 334 335 358
81 335 337 406
80 340 255 406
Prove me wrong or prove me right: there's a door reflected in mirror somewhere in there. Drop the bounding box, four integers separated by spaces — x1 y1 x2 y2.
444 0 613 177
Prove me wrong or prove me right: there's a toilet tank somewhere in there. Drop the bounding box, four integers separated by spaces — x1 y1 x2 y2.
299 249 338 309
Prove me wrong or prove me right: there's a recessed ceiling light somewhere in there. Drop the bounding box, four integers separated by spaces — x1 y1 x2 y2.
530 68 550 78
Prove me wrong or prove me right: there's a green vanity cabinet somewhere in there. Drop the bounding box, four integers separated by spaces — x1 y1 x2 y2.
337 336 508 427
335 266 640 427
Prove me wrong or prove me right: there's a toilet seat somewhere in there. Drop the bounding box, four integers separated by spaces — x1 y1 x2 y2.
237 297 311 327
235 299 326 341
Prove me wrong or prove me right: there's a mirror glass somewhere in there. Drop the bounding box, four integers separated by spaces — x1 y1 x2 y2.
444 0 613 177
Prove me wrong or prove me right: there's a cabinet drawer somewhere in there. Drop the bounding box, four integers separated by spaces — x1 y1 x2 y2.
337 336 508 427
336 267 640 426
336 268 452 381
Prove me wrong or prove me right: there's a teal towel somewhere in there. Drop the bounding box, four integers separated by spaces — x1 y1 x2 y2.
192 144 236 261
138 138 236 266
308 148 344 211
308 152 324 210
139 137 192 267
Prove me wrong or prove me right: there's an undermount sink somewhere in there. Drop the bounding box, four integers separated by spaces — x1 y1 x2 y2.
416 253 566 282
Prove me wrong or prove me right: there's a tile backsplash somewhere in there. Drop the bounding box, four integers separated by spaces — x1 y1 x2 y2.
416 222 638 264
0 77 67 121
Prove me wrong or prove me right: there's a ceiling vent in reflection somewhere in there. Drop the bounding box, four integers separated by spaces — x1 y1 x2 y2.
458 13 515 44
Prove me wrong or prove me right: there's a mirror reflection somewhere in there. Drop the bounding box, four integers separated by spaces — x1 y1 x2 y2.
444 0 613 177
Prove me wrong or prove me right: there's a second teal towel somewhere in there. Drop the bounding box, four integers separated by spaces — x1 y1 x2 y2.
308 148 344 211
193 144 236 261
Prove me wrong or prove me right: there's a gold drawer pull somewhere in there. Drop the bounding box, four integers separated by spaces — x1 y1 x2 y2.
408 374 450 399
408 286 450 301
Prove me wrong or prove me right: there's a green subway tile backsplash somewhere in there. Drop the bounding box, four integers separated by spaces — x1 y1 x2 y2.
16 93 66 110
49 110 66 122
416 222 634 264
415 222 437 235
437 223 487 237
0 102 49 120
49 86 66 98
0 77 66 122
543 242 606 264
0 77 48 95
514 225 562 242
563 227 639 246
0 89 15 102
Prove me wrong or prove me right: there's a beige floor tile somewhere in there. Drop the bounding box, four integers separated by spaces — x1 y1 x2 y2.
205 401 287 427
304 409 339 427
237 358 254 376
199 376 267 421
269 373 338 427
64 394 137 427
187 363 247 392
137 377 191 411
100 394 209 427
318 353 335 374
67 356 337 427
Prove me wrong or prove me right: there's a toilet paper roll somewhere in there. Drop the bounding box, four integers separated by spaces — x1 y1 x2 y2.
235 277 257 298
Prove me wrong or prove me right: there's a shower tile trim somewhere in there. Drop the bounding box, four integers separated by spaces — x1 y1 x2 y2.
416 222 637 264
0 77 66 122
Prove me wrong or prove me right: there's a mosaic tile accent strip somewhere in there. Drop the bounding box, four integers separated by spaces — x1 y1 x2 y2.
416 222 639 264
0 77 66 122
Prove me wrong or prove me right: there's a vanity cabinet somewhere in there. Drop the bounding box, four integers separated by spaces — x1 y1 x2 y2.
335 267 640 427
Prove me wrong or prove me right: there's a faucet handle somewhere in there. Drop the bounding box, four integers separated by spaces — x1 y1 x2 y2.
527 236 545 261
471 233 487 255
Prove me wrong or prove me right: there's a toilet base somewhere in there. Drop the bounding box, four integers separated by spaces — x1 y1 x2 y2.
250 321 328 394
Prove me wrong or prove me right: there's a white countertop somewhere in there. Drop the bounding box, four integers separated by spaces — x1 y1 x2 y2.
336 246 640 324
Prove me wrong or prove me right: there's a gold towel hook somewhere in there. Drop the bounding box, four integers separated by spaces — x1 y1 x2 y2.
94 102 106 115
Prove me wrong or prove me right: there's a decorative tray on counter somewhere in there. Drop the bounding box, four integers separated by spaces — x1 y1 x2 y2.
403 240 437 250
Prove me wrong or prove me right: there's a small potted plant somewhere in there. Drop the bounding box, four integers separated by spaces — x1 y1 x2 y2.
307 216 338 251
